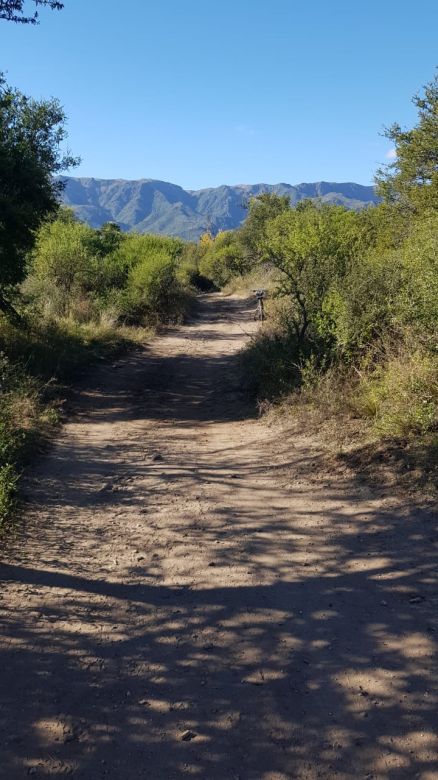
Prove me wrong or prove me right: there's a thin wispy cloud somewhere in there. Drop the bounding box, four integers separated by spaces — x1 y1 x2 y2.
235 124 255 137
386 148 397 160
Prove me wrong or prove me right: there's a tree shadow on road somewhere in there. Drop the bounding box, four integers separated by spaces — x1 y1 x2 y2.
0 295 437 778
1 485 437 779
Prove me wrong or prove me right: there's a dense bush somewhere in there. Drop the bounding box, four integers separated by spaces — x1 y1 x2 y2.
0 214 196 530
107 233 189 324
27 217 100 318
396 212 438 342
353 347 438 437
199 75 438 462
122 250 186 323
26 217 193 326
198 231 249 288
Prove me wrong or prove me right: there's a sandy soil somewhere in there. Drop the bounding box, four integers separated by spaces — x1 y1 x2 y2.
0 294 437 780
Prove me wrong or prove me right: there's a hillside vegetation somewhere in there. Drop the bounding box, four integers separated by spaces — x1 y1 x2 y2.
60 177 379 240
189 74 438 489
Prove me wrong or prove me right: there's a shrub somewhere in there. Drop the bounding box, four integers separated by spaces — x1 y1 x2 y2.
353 346 438 437
324 245 403 359
27 218 100 319
396 212 438 343
122 249 186 324
263 202 359 346
25 218 193 327
199 231 249 288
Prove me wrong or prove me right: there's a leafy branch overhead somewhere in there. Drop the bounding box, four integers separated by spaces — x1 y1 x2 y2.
0 0 63 24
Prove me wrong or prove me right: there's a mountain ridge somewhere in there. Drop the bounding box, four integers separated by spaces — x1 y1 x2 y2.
60 177 379 241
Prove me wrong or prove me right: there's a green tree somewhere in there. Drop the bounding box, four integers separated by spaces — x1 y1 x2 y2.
126 251 180 323
265 202 357 344
0 1 63 24
89 222 124 258
0 74 77 316
29 218 98 317
239 193 291 265
376 72 438 212
396 211 438 342
110 233 187 324
199 230 247 288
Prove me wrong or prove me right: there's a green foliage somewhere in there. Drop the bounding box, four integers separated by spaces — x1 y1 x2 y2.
123 251 184 324
26 217 193 326
176 242 204 288
28 218 100 318
324 209 438 360
396 212 438 342
199 231 248 288
246 194 438 442
376 72 438 212
264 202 359 344
0 74 77 300
323 247 402 357
109 233 189 324
353 348 438 437
239 193 291 265
231 72 438 469
89 221 124 258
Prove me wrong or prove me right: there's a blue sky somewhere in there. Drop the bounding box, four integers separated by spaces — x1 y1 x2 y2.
1 0 437 188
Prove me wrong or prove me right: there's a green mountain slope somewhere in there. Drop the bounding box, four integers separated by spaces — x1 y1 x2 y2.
61 177 379 240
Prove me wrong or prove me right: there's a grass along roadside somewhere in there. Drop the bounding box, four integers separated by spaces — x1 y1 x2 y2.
243 334 438 500
0 219 198 535
268 396 438 501
0 315 150 534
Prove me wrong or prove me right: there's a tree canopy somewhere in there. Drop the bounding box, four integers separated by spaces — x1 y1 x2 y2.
0 74 77 311
0 0 63 24
376 72 438 212
264 202 358 342
239 192 291 265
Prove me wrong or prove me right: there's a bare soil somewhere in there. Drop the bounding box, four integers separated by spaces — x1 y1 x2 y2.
1 294 437 779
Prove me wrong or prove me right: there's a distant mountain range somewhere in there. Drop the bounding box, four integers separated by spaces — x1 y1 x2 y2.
60 177 380 241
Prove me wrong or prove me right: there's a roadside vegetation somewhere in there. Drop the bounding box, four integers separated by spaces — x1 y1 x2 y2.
0 214 196 529
191 74 438 490
0 218 196 529
0 74 197 530
1 65 437 530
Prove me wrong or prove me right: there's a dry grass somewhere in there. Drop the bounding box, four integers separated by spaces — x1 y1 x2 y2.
0 314 150 532
259 355 438 500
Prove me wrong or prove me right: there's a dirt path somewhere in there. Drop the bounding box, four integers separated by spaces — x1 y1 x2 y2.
0 295 437 780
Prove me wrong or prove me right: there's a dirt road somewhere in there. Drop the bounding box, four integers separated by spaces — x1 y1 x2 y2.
0 295 437 779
